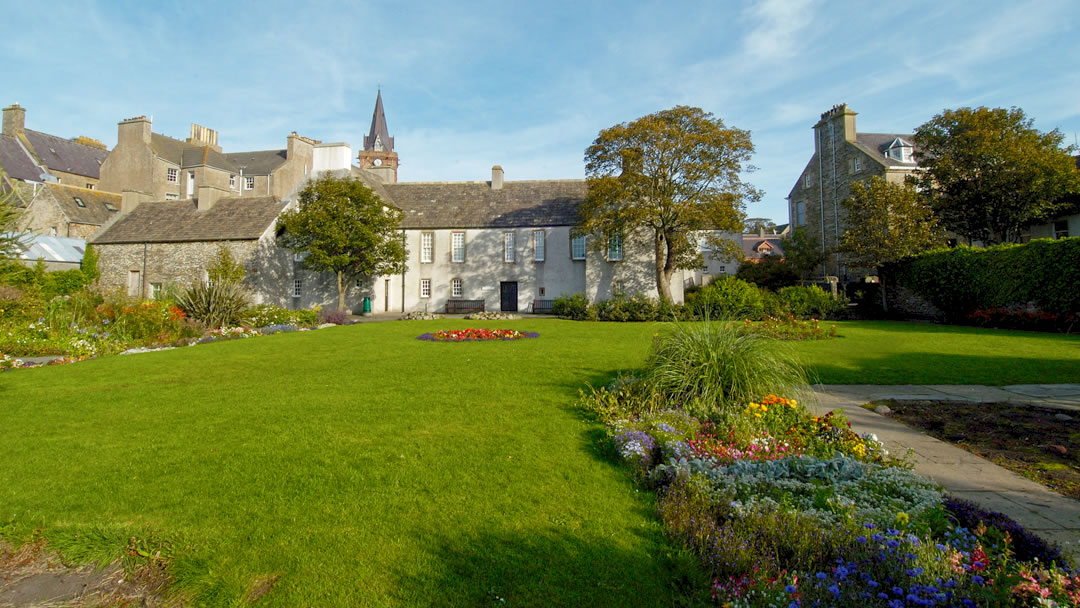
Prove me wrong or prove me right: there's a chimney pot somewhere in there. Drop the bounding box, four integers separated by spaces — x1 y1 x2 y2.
3 103 26 137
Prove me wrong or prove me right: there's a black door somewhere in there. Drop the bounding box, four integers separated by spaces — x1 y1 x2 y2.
500 282 518 312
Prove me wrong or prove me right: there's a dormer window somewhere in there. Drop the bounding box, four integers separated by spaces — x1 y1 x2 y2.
74 197 85 208
886 138 914 163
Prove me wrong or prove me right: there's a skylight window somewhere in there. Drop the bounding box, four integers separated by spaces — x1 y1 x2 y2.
74 197 85 208
104 202 118 212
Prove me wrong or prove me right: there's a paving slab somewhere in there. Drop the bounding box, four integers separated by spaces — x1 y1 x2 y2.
813 384 1080 563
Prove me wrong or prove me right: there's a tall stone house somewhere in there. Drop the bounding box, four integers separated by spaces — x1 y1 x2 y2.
1 103 109 201
90 94 694 312
786 104 919 279
96 116 354 214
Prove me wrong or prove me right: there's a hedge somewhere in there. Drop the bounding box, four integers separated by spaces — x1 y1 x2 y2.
887 237 1080 319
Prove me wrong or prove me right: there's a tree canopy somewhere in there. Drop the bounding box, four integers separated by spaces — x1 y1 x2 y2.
779 227 824 280
277 175 408 311
579 105 760 302
1 172 24 262
912 106 1080 244
838 176 943 270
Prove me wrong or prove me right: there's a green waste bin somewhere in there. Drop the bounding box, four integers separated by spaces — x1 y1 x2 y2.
362 297 372 315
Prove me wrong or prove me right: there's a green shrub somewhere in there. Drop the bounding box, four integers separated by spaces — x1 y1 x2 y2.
248 304 319 328
735 256 799 291
758 287 786 318
646 320 809 421
552 293 593 320
888 238 1080 318
80 244 100 282
684 276 764 320
176 282 250 328
777 285 843 319
594 294 659 322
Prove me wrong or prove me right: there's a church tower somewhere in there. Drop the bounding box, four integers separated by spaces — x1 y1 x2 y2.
357 90 399 183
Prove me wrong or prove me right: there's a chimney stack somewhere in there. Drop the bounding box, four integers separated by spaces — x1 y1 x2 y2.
187 123 221 152
196 185 229 211
121 189 152 214
491 165 504 190
2 104 26 137
117 115 152 147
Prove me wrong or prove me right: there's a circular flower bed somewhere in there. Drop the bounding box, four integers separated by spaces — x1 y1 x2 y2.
418 328 539 342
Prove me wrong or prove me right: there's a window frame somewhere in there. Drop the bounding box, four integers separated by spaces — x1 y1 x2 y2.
503 231 516 263
167 168 178 183
451 277 463 298
533 229 545 262
245 176 255 190
803 173 811 188
607 234 623 262
292 279 302 298
229 175 237 188
419 278 432 298
571 235 586 260
420 232 434 264
451 231 465 263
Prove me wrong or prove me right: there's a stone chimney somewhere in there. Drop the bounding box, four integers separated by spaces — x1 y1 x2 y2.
117 116 152 147
121 189 152 214
196 185 229 211
815 103 857 143
491 165 504 190
187 123 221 152
2 104 26 137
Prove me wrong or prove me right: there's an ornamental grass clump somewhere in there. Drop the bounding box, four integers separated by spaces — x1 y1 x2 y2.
175 281 250 329
646 320 810 422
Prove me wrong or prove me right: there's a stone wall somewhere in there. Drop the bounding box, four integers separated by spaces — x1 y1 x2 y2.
885 282 943 321
97 240 260 298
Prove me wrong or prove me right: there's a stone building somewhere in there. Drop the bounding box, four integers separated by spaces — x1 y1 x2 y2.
17 183 120 238
1 103 109 195
97 116 352 210
787 104 920 279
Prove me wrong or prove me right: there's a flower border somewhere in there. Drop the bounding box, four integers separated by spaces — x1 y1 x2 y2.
417 328 540 342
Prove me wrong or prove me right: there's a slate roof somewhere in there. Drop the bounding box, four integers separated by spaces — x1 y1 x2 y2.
42 184 121 225
383 180 585 229
92 196 285 244
22 130 108 179
182 145 237 172
854 133 918 168
223 149 287 175
0 135 46 182
741 234 785 260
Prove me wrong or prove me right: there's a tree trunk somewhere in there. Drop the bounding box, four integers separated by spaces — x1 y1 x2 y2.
654 231 675 303
336 271 346 312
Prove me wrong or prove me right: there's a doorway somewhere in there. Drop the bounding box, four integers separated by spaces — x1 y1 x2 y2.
500 281 518 312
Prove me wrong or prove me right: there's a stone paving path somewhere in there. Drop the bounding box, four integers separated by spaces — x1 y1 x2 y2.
811 384 1080 562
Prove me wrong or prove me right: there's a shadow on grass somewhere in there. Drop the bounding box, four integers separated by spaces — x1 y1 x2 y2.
391 528 708 608
809 351 1080 385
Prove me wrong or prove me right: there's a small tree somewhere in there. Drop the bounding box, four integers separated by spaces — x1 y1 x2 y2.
580 106 761 303
207 245 246 286
277 175 408 312
0 171 24 262
838 177 942 269
913 106 1080 244
80 243 100 283
780 227 825 280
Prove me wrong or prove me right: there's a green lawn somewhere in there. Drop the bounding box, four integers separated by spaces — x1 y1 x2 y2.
1 320 1078 606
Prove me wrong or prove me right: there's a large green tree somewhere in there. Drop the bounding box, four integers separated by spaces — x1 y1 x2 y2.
277 175 408 312
580 106 760 302
912 106 1080 244
838 177 943 269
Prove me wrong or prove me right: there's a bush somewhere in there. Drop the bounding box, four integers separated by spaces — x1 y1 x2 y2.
552 293 593 320
777 285 844 319
176 282 250 328
887 238 1080 319
594 294 659 322
684 276 764 320
735 256 799 291
246 305 319 329
318 307 349 325
646 320 809 421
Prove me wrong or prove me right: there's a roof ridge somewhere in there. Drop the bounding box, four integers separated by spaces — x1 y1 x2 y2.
390 178 586 186
25 129 108 151
48 183 120 197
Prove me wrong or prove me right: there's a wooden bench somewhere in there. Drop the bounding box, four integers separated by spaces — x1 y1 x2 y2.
531 299 555 314
445 299 485 314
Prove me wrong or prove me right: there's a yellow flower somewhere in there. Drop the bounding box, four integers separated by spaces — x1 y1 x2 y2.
753 413 762 418
790 400 797 406
896 512 910 527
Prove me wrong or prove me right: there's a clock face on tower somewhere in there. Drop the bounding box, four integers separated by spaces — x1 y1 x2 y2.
373 158 383 167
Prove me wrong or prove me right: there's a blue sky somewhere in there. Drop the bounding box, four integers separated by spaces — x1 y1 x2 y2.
3 0 1078 224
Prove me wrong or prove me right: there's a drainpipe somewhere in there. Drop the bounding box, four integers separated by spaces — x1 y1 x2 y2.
400 229 406 312
141 243 147 298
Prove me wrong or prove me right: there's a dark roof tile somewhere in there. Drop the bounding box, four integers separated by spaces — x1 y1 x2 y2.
92 196 285 244
42 184 121 225
0 135 46 182
223 149 287 175
384 180 584 229
22 130 108 179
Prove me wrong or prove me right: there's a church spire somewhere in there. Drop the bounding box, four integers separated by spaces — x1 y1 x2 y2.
364 90 393 152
